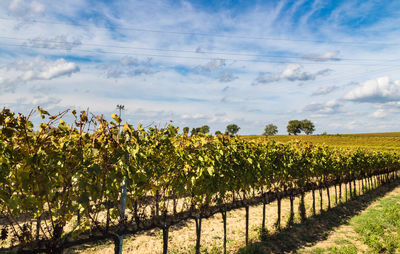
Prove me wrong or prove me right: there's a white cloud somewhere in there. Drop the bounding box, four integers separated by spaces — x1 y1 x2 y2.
181 113 208 120
16 95 61 108
25 36 82 50
195 47 204 53
100 57 155 79
192 59 238 83
0 57 79 92
302 100 342 116
8 0 45 17
253 64 331 85
312 85 339 96
10 57 80 81
120 56 139 66
30 1 44 13
218 71 237 83
371 109 387 118
303 51 341 61
37 60 79 80
195 59 226 72
369 101 400 119
344 76 400 103
330 120 359 130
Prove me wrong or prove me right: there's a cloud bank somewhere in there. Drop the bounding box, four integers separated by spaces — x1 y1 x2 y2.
0 57 79 92
344 76 400 103
10 57 80 81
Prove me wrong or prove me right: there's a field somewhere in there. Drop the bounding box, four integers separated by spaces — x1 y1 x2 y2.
242 132 400 151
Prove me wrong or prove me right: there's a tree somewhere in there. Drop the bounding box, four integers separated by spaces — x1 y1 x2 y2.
225 124 240 135
200 125 210 134
287 120 302 135
263 124 278 136
183 127 189 135
191 127 200 136
301 119 315 135
190 125 209 136
215 130 222 136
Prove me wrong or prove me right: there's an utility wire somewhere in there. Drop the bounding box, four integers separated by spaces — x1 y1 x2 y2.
0 17 399 46
1 42 397 67
0 36 396 62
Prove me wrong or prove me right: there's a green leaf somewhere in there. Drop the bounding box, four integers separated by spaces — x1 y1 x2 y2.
37 106 50 119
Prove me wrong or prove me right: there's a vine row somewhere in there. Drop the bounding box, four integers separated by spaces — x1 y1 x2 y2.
0 108 399 253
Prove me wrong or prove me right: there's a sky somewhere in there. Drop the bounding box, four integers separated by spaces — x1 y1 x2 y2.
0 0 400 135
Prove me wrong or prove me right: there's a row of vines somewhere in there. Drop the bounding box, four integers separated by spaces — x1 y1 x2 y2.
0 108 399 253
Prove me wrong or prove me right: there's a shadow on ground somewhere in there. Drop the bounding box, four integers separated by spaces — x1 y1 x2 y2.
238 179 400 254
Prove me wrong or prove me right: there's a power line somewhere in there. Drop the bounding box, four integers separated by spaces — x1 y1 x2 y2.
1 42 397 67
0 36 396 62
0 16 399 46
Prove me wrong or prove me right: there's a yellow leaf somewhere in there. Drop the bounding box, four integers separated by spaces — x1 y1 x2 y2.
111 113 121 123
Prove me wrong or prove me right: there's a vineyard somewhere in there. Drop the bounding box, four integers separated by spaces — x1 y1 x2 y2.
243 133 400 151
0 108 399 254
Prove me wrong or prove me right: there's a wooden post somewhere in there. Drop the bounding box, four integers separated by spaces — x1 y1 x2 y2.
162 226 169 254
245 205 249 245
312 188 316 215
36 215 41 241
221 209 227 254
115 179 127 254
319 187 323 212
299 191 306 223
288 195 294 226
195 216 202 254
334 184 338 205
326 186 331 210
276 195 281 229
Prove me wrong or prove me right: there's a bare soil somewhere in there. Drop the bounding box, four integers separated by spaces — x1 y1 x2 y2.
65 179 400 254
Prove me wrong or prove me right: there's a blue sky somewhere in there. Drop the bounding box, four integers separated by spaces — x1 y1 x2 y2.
1 0 400 134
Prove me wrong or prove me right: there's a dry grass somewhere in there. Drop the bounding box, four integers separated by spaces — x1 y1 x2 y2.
298 222 368 253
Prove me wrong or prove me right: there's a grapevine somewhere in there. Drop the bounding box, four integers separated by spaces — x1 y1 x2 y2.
0 108 399 253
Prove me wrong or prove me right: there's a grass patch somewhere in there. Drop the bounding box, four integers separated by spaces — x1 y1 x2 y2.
351 195 400 253
237 242 266 254
238 180 399 254
310 244 357 254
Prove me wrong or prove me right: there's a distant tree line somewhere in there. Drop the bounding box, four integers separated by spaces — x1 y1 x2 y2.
185 124 241 136
183 119 315 136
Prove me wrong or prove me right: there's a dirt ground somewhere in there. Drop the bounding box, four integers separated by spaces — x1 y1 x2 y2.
64 178 399 254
